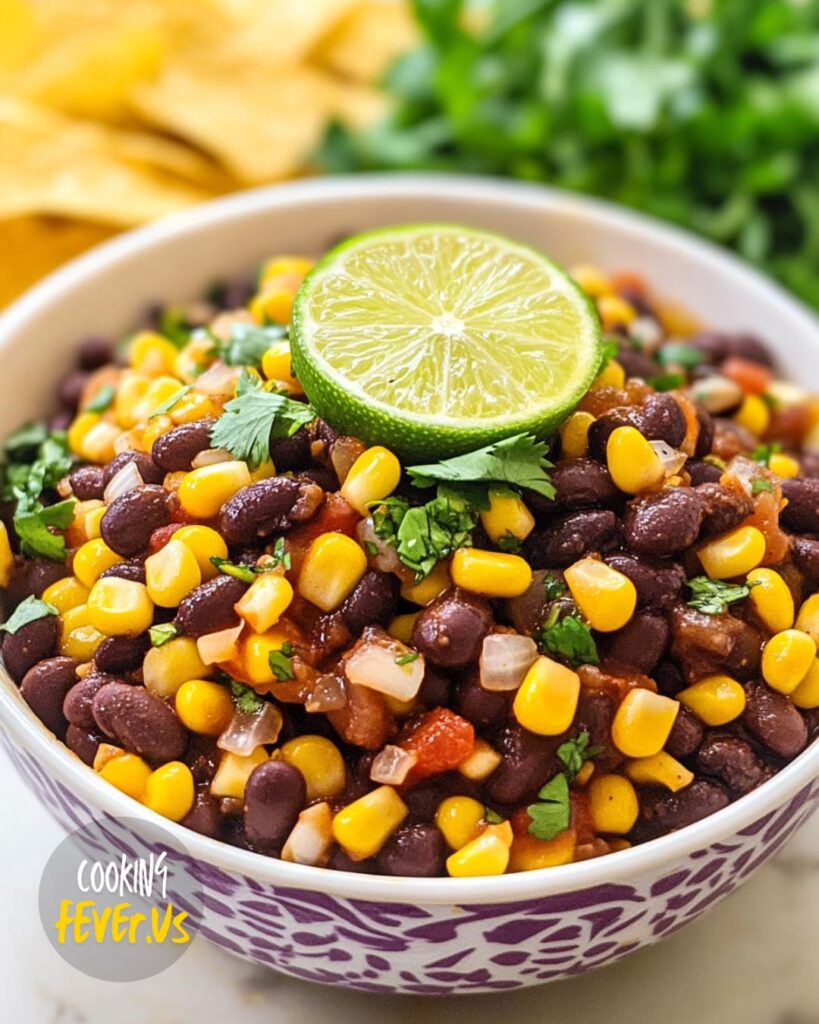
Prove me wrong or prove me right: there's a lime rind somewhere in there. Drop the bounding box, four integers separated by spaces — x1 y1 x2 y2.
292 224 602 460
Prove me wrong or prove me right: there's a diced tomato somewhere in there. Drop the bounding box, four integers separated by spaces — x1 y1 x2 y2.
610 270 646 295
148 522 180 552
721 356 772 395
328 681 396 750
744 488 789 567
398 707 475 784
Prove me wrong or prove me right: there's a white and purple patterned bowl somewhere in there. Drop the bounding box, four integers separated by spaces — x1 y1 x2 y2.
2 176 819 994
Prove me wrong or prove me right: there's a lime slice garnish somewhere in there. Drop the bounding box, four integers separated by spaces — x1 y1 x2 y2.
291 224 602 459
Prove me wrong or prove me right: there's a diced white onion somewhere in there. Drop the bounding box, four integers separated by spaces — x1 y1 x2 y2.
649 439 687 478
192 447 233 469
356 517 400 572
370 745 417 785
194 361 242 395
217 703 283 756
729 455 769 497
689 375 743 414
103 461 144 504
345 636 425 702
331 436 366 484
629 317 663 352
282 803 333 866
305 674 348 713
196 622 243 665
478 633 539 692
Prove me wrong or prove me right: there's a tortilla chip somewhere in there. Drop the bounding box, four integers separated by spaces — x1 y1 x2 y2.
312 1 418 83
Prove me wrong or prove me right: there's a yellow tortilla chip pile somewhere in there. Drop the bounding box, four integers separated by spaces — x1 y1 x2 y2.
0 0 417 305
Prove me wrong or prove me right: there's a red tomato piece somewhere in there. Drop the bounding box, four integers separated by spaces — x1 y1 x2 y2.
398 707 475 784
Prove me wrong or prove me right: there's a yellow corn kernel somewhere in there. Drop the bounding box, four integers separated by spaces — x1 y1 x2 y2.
67 498 103 545
384 694 416 717
747 568 794 633
795 594 819 645
170 391 219 425
248 460 275 484
175 679 234 735
458 738 503 781
565 557 637 632
141 414 174 451
479 488 535 546
298 532 367 612
97 751 152 801
513 655 581 736
143 636 211 698
143 762 195 822
592 359 626 390
435 796 485 850
625 752 694 793
611 689 679 758
250 288 295 325
769 452 800 479
450 548 532 599
575 761 595 786
59 605 105 660
560 410 596 459
697 525 766 579
177 461 252 519
234 573 293 634
588 774 639 835
42 576 89 614
570 264 613 298
509 829 575 871
606 426 665 494
0 522 12 588
241 629 290 685
174 335 213 383
72 538 122 588
145 539 202 608
340 446 401 516
113 373 152 428
128 331 178 376
388 612 418 643
332 786 408 861
172 524 228 580
400 560 450 606
280 735 346 801
132 376 186 423
86 577 154 637
81 421 121 463
446 830 510 877
792 659 819 709
761 629 816 694
598 295 637 331
261 340 302 393
258 255 314 290
67 412 100 457
211 746 269 799
677 674 746 726
83 504 106 541
733 394 770 437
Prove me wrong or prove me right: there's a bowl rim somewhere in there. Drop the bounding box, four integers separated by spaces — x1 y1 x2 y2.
1 172 818 905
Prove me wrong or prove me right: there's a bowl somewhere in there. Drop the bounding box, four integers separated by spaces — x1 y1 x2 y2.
1 175 818 995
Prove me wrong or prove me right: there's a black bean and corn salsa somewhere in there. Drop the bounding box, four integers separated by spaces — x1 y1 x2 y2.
2 238 819 880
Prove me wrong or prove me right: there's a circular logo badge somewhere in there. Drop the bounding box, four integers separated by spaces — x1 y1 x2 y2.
39 815 204 982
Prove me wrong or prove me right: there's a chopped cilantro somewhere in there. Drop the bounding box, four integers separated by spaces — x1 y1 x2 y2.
527 774 571 841
484 808 504 825
538 608 599 667
557 731 601 783
84 385 116 414
217 323 287 369
686 576 758 615
211 541 290 583
14 497 75 561
657 343 705 370
648 371 686 392
497 531 522 553
751 477 775 495
395 651 420 666
751 441 782 466
159 306 193 348
599 337 619 368
229 679 265 714
0 596 58 634
149 622 179 647
364 540 379 557
150 385 192 418
3 423 48 461
268 642 295 681
209 369 314 467
543 573 568 602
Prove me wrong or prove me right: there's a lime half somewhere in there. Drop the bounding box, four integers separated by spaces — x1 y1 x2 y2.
291 224 602 459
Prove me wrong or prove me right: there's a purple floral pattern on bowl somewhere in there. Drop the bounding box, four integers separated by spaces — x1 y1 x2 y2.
3 724 818 994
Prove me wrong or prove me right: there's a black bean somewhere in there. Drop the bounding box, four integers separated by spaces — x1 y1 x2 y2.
632 393 687 449
605 611 669 674
523 510 620 568
742 682 808 759
695 482 754 539
665 705 704 759
695 733 772 796
483 725 557 806
686 459 722 486
504 569 556 635
616 345 660 381
454 672 508 729
94 634 150 674
624 488 704 558
575 691 622 772
654 659 686 698
69 465 105 500
724 620 762 680
219 477 303 545
151 419 215 473
791 537 819 582
2 615 59 682
633 781 729 841
57 370 89 410
295 466 338 492
181 791 222 839
550 459 619 510
694 406 715 458
243 760 306 849
175 575 247 637
587 409 633 461
103 450 164 487
604 552 685 609
19 656 78 736
799 453 819 479
416 666 451 708
99 561 147 585
64 672 122 729
78 337 115 371
5 559 68 607
49 411 73 434
92 682 188 764
269 426 312 471
65 724 103 766
100 486 170 556
780 479 819 533
411 588 493 669
340 570 399 635
326 847 377 874
376 823 446 877
730 332 775 368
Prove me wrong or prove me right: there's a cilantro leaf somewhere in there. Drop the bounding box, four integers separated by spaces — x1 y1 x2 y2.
395 651 420 666
4 423 48 461
648 371 685 392
84 385 116 414
150 385 192 418
686 576 758 615
407 433 555 500
527 774 571 841
159 306 193 348
229 680 265 714
0 596 58 634
751 441 782 466
599 337 619 368
557 731 601 783
149 622 179 647
2 429 73 503
14 497 75 561
751 477 775 495
209 371 314 467
538 610 599 668
657 343 705 371
211 541 290 583
497 531 522 553
218 323 287 368
484 808 504 824
268 642 295 681
543 573 568 602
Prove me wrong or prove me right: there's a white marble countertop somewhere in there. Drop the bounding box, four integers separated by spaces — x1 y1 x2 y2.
1 746 817 1024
